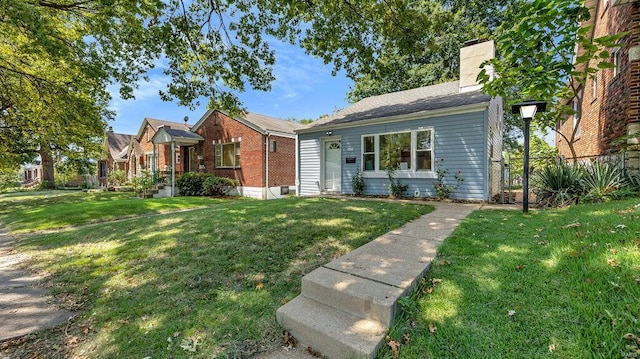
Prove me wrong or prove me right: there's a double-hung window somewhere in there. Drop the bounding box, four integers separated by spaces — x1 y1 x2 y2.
362 129 434 173
215 142 240 168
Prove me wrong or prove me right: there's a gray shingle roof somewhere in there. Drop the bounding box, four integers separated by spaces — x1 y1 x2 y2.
243 112 308 134
106 132 133 161
309 81 491 129
162 127 203 140
146 118 191 131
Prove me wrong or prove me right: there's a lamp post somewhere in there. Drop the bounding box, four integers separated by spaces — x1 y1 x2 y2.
511 100 546 214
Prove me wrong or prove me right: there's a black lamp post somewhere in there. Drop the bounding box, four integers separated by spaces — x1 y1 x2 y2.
511 100 546 214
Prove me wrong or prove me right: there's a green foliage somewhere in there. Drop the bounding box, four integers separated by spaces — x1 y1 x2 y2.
580 161 628 203
385 166 408 198
0 169 22 192
176 172 208 196
132 170 155 194
202 176 238 196
351 168 366 196
107 169 127 186
478 0 626 159
177 172 237 196
534 160 637 208
506 134 558 178
433 158 464 199
533 161 584 208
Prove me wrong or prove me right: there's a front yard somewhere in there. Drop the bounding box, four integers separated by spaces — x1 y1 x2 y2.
384 198 640 358
0 192 433 358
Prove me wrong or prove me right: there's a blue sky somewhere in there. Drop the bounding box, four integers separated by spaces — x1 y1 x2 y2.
107 41 353 135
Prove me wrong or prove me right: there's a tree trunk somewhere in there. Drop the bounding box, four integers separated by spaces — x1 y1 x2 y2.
39 147 56 189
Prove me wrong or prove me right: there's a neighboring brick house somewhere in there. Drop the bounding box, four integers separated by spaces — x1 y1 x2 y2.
98 127 133 186
191 110 306 199
556 0 640 172
127 118 195 181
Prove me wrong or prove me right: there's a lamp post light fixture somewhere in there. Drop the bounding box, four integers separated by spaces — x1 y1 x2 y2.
511 100 547 214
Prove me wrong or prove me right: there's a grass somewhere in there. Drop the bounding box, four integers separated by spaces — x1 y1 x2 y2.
0 193 433 358
0 190 228 234
383 198 640 358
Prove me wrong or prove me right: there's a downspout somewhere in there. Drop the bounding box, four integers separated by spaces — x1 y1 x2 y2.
171 140 175 197
295 133 300 197
265 133 270 200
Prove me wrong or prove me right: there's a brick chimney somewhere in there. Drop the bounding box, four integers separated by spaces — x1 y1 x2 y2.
459 39 495 93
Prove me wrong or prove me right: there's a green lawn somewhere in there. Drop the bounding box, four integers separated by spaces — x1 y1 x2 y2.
0 190 228 234
1 193 433 358
384 198 640 358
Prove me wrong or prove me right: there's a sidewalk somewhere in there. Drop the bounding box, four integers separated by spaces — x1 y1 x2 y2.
0 228 73 342
261 201 499 359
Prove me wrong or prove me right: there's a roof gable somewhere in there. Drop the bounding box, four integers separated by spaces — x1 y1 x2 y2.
106 132 133 161
136 117 192 140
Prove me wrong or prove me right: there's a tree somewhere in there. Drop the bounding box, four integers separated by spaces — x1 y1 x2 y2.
345 0 524 102
478 0 625 161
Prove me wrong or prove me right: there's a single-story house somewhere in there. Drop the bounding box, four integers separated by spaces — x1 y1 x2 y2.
98 126 132 186
190 110 306 199
296 40 504 201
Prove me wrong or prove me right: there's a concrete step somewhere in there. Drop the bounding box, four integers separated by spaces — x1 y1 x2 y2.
301 267 404 327
276 296 387 359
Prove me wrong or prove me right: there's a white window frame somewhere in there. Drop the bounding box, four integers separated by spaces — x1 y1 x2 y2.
360 128 435 179
215 142 240 168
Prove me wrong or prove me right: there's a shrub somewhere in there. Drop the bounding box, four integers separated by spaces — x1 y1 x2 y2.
108 169 127 186
132 170 155 194
580 161 629 203
533 161 583 208
433 158 464 199
351 168 365 195
385 166 408 198
177 172 238 196
176 172 208 196
202 176 238 196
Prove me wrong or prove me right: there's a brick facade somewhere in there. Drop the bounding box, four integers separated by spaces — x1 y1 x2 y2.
557 0 640 165
193 110 298 190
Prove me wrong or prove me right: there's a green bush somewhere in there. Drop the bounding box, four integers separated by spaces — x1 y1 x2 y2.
202 176 238 196
176 172 208 196
132 170 155 194
177 172 237 196
580 161 629 203
108 169 127 186
351 168 365 195
533 161 583 208
385 166 408 198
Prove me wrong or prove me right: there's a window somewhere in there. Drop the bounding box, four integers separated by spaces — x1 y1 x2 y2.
145 153 155 170
269 139 277 152
613 47 621 77
592 73 598 100
176 153 181 164
572 98 581 137
361 129 434 172
99 161 108 178
215 142 240 167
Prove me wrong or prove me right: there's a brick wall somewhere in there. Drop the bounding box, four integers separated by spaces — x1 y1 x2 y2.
194 111 266 187
557 0 640 159
266 136 296 187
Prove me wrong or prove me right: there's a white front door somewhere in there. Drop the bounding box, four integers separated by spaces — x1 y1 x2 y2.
323 140 342 192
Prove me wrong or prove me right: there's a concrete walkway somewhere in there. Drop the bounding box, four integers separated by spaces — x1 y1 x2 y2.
0 228 73 342
265 201 494 359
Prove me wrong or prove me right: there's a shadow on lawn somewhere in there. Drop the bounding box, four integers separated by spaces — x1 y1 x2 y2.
393 200 640 359
14 197 432 358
